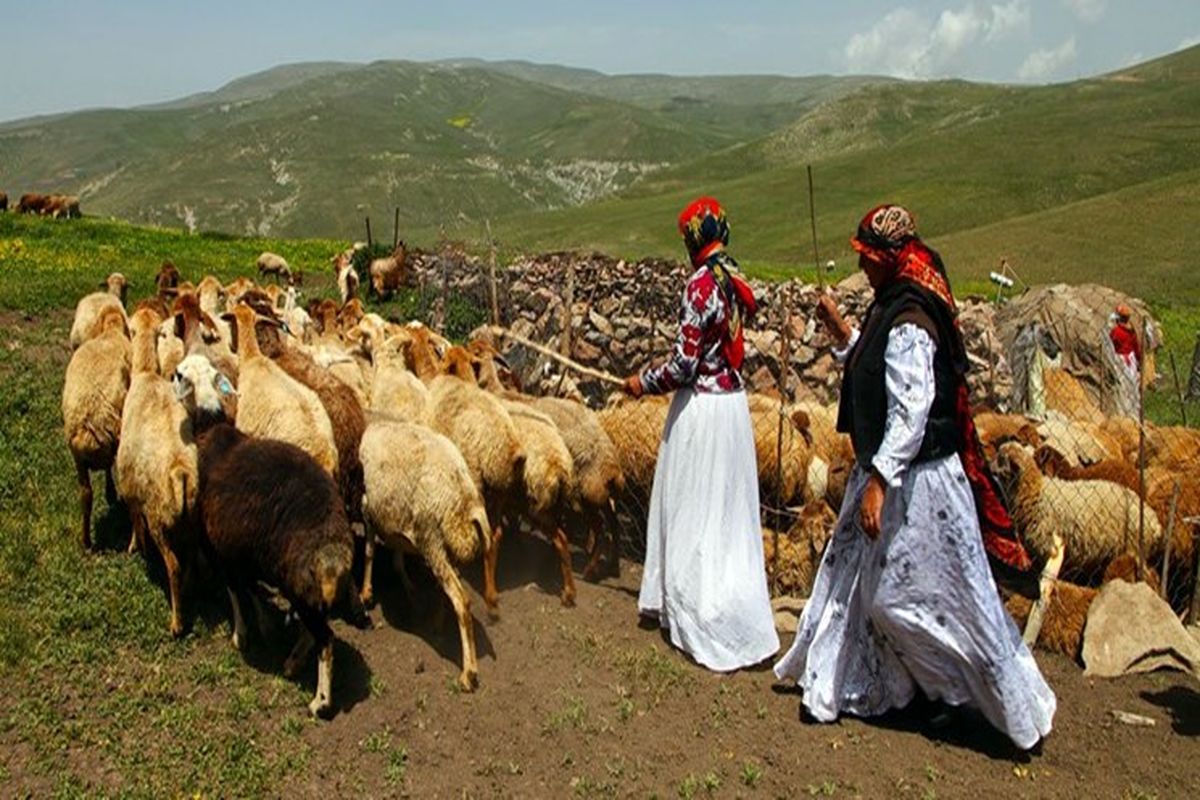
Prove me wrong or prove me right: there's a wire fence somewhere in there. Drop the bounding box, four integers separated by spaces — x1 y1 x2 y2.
391 252 1200 637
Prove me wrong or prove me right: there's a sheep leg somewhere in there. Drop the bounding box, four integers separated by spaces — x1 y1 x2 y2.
1023 537 1065 647
160 538 186 638
128 509 146 555
360 532 376 608
483 525 505 620
75 460 93 551
428 550 479 691
309 640 334 719
551 527 577 607
104 468 118 507
228 587 248 651
283 627 315 680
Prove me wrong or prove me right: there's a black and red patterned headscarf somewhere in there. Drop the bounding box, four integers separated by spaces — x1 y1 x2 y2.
852 204 1036 581
677 196 756 370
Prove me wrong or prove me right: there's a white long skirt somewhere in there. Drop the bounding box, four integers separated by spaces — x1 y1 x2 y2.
638 389 780 672
773 457 1056 750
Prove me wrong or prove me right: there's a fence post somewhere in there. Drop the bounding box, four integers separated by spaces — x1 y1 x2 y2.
561 262 576 359
1137 381 1146 582
1188 334 1200 400
486 219 500 327
365 216 373 248
1161 481 1180 601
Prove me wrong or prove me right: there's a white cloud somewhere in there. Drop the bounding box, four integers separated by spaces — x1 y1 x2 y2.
985 0 1032 43
1017 36 1078 81
844 2 1030 78
1062 0 1106 23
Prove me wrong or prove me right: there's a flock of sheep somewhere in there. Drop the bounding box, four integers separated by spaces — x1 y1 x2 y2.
58 249 1200 717
2 190 81 218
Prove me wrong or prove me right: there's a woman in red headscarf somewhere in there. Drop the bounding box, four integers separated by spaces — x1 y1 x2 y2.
621 197 779 672
774 205 1055 750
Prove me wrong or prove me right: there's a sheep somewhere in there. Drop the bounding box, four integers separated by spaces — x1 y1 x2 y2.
223 276 256 309
61 304 130 550
333 251 360 305
1145 425 1200 471
173 293 239 389
1003 554 1159 661
747 394 812 508
155 260 180 300
1044 367 1105 424
360 419 490 690
974 411 1042 460
225 303 339 476
16 192 48 214
69 273 129 349
245 296 367 551
46 194 81 219
114 307 199 637
530 396 626 580
597 395 671 504
172 354 367 718
256 251 291 284
491 397 578 611
368 243 407 299
1036 417 1115 467
761 500 838 598
992 441 1163 646
425 372 525 615
349 323 431 422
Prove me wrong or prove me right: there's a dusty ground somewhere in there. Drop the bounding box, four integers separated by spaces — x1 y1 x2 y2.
92 535 1200 798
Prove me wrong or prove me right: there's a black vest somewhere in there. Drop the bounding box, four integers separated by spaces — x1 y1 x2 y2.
836 282 962 469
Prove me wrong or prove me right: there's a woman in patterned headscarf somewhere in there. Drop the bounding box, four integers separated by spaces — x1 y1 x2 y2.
774 204 1056 750
620 196 779 672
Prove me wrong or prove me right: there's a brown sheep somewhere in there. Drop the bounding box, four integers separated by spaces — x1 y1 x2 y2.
747 394 812 508
369 243 407 299
761 500 838 598
597 396 671 504
174 354 367 718
69 273 129 349
16 192 49 214
1044 367 1105 424
61 305 130 549
155 261 181 300
173 293 239 389
1004 554 1160 661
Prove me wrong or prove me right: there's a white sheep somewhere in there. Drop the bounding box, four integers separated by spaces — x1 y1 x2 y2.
115 307 199 637
256 251 291 284
360 419 490 690
993 441 1163 646
226 304 339 477
62 304 130 549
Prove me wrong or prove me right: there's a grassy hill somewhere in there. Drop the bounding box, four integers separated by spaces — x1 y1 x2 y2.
0 60 874 240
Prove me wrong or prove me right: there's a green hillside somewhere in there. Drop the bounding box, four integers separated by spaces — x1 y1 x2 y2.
0 60 872 240
477 45 1200 278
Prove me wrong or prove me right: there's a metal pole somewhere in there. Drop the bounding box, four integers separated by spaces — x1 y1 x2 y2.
365 216 373 249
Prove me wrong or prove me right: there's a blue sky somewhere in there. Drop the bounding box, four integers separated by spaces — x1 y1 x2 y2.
1 1 1198 121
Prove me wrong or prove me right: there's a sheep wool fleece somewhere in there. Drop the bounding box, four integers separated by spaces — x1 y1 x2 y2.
638 388 780 671
774 325 1056 750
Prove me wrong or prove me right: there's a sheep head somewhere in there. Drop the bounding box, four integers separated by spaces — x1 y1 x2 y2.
100 272 129 305
173 353 237 423
440 346 481 383
96 305 129 338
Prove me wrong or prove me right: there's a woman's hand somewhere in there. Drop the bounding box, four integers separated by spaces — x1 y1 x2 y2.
860 471 886 539
621 374 644 398
816 294 852 347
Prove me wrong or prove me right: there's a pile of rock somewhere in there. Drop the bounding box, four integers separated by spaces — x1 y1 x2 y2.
406 249 1014 410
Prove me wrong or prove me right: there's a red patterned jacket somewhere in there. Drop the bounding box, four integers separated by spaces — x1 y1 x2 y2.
640 257 744 395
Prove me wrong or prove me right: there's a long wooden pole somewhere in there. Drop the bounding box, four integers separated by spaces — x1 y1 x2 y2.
485 219 500 326
807 165 821 289
486 325 623 386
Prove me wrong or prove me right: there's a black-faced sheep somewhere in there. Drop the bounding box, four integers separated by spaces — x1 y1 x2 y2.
360 418 490 690
70 273 129 349
173 354 367 718
115 307 199 637
61 304 130 549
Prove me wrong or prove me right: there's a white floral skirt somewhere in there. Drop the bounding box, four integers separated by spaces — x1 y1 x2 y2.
638 389 780 671
774 457 1056 750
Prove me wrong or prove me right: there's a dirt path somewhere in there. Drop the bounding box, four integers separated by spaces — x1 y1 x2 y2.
266 538 1200 798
